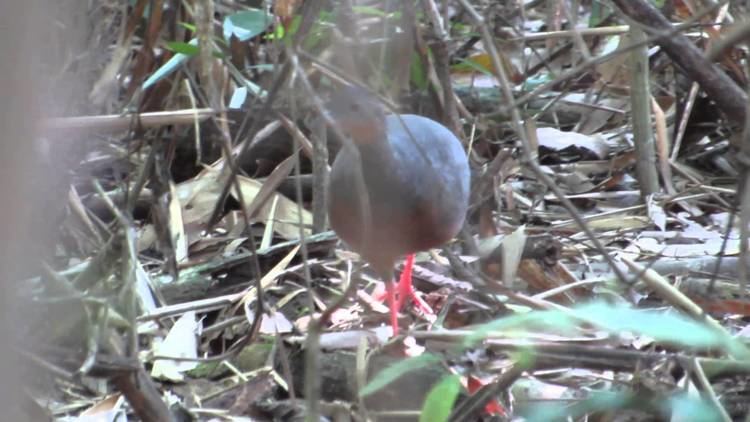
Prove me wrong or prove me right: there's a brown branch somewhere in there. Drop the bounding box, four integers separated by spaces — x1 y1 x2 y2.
112 367 173 422
610 0 746 125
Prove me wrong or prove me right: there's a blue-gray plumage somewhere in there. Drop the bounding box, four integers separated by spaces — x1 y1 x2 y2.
326 87 469 333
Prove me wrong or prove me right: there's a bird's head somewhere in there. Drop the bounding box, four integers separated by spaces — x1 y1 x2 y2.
326 85 388 145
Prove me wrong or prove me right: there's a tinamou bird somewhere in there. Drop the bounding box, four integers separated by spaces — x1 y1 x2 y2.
326 86 470 335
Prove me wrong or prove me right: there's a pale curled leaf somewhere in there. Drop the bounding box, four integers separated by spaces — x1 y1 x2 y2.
258 310 294 334
168 182 188 263
76 394 125 422
150 311 200 382
174 167 312 240
223 9 273 42
502 225 526 285
645 193 666 231
536 127 610 159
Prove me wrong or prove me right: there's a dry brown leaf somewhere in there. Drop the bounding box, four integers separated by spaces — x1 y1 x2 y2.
239 244 301 310
233 174 313 240
174 166 312 241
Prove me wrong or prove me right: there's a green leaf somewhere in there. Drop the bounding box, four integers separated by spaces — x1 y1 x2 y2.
524 390 630 422
143 38 198 89
246 64 275 72
352 5 388 17
223 9 273 42
667 393 722 421
301 12 334 51
589 1 613 27
464 309 579 347
524 388 721 421
467 301 749 358
452 57 494 76
165 41 199 56
267 20 286 40
522 74 552 91
419 375 461 422
143 35 226 90
410 52 428 90
178 22 196 33
571 302 735 351
286 15 302 37
360 354 441 397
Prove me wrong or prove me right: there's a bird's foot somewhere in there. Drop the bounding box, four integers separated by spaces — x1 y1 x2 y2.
396 254 435 319
374 281 434 324
372 254 436 336
386 280 399 336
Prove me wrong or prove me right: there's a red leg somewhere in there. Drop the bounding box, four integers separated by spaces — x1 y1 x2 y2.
386 279 399 336
397 254 434 315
